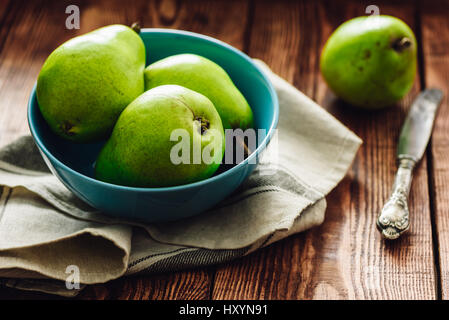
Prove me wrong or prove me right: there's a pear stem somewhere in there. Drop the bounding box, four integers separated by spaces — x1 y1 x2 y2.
236 135 252 159
392 37 412 52
131 22 141 34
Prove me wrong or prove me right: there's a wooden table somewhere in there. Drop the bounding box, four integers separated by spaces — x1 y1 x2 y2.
0 0 448 300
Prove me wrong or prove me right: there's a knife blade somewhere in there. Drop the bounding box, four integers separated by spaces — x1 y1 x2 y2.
397 88 444 162
377 88 443 240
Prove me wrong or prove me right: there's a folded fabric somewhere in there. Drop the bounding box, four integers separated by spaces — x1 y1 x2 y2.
0 60 362 297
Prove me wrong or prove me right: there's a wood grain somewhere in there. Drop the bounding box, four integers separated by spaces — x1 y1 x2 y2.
212 0 436 300
420 0 449 299
0 0 443 300
77 270 213 300
212 0 324 300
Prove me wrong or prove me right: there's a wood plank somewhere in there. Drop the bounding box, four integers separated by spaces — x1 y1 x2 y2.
79 270 213 300
0 0 15 55
212 0 436 299
212 0 323 300
0 0 250 299
0 0 74 147
421 0 449 300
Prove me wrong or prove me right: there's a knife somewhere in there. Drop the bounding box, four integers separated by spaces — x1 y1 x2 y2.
377 88 444 240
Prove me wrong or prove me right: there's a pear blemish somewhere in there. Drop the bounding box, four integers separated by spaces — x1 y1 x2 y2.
60 120 76 136
195 117 210 135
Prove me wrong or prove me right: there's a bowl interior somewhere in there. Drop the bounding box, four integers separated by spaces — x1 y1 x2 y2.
29 29 278 184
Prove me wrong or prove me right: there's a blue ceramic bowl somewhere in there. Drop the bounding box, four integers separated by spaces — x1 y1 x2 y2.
28 28 279 223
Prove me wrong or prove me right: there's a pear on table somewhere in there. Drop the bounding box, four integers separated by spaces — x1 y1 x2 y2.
37 24 146 142
320 15 417 109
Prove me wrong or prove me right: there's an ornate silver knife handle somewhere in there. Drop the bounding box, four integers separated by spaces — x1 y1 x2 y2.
377 156 416 240
376 88 442 240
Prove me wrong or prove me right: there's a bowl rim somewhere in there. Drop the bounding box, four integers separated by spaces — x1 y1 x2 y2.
28 27 279 193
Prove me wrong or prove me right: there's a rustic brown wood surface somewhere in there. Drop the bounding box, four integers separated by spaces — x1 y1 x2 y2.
421 0 449 300
0 0 446 299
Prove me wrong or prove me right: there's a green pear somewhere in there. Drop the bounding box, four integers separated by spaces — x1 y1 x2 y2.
95 85 225 188
144 54 253 130
320 15 417 109
37 24 145 142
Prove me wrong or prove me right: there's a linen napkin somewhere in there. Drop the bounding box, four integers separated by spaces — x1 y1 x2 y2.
0 61 362 297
